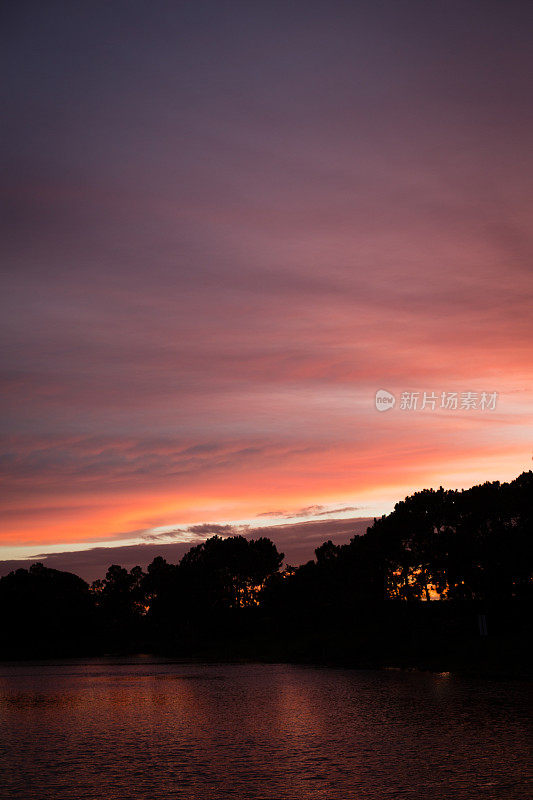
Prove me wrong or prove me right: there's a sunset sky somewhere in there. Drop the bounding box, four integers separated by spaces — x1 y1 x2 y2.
1 1 532 577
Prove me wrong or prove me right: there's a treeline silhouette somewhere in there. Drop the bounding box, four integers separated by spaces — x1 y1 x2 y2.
1 472 531 674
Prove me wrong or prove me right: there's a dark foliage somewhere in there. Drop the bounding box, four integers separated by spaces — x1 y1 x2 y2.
1 472 531 673
0 563 95 657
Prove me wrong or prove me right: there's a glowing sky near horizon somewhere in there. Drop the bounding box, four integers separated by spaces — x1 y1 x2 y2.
1 1 532 562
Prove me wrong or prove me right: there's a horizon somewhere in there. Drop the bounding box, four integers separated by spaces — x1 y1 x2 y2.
1 468 530 582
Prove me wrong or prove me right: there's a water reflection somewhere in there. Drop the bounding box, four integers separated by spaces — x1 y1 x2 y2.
0 659 531 799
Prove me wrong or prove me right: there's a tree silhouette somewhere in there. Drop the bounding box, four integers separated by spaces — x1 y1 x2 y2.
0 563 93 657
0 472 530 669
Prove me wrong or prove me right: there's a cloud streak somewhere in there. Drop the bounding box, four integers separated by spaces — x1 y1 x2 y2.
0 517 374 583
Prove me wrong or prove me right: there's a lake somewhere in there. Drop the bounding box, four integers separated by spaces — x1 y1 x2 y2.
0 658 531 799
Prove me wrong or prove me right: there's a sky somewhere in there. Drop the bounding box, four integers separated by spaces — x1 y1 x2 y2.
1 1 532 578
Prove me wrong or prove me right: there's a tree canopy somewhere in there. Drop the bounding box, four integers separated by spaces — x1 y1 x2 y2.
1 472 531 669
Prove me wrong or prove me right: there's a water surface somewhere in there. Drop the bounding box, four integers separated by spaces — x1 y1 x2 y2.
0 658 531 799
